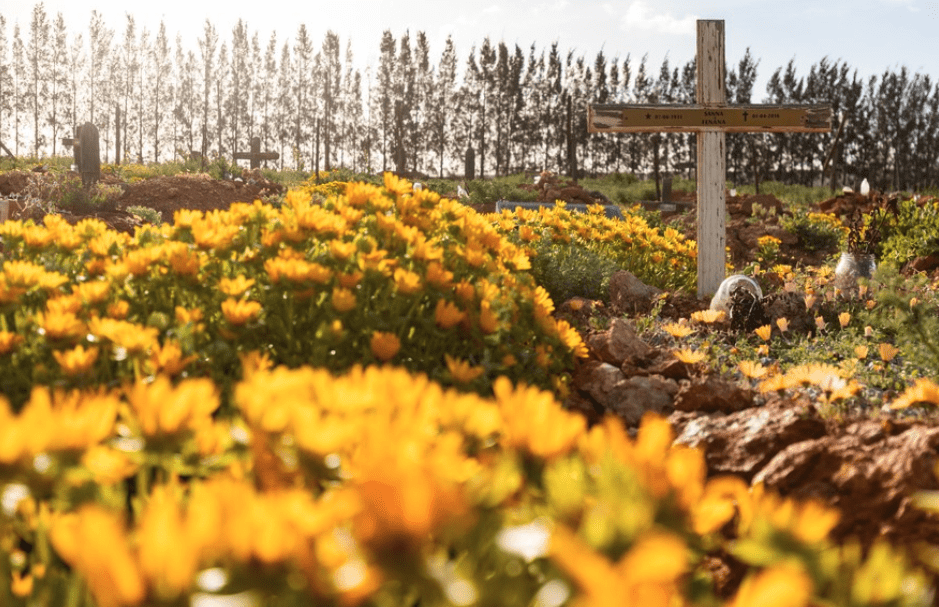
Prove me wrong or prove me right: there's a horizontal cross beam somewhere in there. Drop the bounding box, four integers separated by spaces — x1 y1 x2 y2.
589 103 832 133
232 152 279 161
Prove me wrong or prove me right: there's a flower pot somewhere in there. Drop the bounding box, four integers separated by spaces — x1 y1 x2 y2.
834 252 876 292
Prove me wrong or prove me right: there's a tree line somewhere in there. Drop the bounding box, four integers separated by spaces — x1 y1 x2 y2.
2 3 939 192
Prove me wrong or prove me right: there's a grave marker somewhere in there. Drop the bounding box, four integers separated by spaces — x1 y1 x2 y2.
233 136 279 170
61 122 101 187
589 20 832 296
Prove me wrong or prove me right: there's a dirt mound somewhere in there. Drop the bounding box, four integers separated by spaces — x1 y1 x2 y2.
117 171 284 223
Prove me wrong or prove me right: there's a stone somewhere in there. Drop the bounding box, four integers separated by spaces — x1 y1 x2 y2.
673 376 755 413
607 375 679 426
669 396 827 481
586 318 654 366
608 271 664 315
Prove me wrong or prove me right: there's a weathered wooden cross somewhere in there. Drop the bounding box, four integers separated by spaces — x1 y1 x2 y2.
589 20 832 296
233 136 279 170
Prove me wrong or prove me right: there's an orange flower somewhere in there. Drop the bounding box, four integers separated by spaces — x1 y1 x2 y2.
445 355 485 383
673 348 706 364
221 298 262 325
393 268 423 295
435 299 466 330
854 345 869 359
754 325 772 341
738 360 768 379
331 287 357 313
775 317 789 332
53 345 99 376
219 275 256 297
878 343 900 362
838 312 851 328
663 322 693 338
0 331 24 355
691 309 725 324
370 332 401 362
890 378 939 409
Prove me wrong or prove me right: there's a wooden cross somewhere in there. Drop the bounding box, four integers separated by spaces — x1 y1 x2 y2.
233 136 279 170
588 20 832 297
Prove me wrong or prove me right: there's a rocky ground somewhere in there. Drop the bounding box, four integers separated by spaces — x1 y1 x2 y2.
3 167 939 589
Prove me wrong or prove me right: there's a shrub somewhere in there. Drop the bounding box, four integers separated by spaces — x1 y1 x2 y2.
879 197 939 263
0 174 586 407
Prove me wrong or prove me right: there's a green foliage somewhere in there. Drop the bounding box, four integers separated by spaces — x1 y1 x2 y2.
528 240 621 304
125 205 163 225
866 262 939 377
733 180 833 206
781 211 846 253
464 175 539 206
879 198 939 264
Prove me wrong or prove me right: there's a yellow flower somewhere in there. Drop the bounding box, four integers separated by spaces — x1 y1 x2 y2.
53 345 99 376
662 322 694 338
38 310 86 341
219 275 256 297
107 300 130 319
221 298 262 325
854 345 869 359
331 287 357 313
175 306 204 325
878 342 900 362
435 299 466 330
890 378 939 409
757 344 770 356
739 360 768 379
445 354 485 383
137 483 200 599
838 311 851 328
754 324 772 341
370 331 401 362
49 506 146 607
691 309 725 324
729 564 814 607
804 294 817 310
775 317 789 332
673 348 706 364
150 341 198 376
11 571 33 597
393 268 423 295
125 376 219 438
88 317 159 354
383 172 413 195
81 445 139 485
329 239 358 260
815 316 827 330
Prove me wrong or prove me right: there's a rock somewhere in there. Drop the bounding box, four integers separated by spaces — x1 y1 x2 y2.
608 375 679 426
586 318 654 366
608 271 664 315
669 396 827 481
673 376 755 413
573 361 677 426
909 253 939 273
752 422 939 548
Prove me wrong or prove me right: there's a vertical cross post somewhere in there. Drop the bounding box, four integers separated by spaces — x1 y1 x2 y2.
696 20 727 297
587 20 831 297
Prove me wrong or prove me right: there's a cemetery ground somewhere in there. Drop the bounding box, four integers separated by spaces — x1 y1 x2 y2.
2 156 939 604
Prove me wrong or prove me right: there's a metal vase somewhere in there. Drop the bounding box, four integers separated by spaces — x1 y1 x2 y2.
834 252 877 292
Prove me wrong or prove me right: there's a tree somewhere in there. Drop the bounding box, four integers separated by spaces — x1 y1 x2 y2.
0 17 14 149
11 25 26 155
291 25 313 170
428 35 457 177
47 13 70 157
321 30 341 171
86 10 112 127
228 19 250 157
149 21 172 162
66 30 84 134
26 3 49 157
375 30 395 171
197 19 218 159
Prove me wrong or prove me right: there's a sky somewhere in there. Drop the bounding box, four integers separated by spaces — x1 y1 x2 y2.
5 0 939 99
